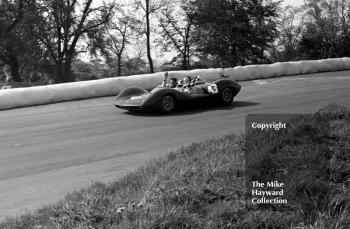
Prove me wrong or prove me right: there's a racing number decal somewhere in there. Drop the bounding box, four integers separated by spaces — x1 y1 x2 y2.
208 84 218 94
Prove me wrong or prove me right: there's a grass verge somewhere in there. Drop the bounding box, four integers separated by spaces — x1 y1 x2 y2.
1 104 350 229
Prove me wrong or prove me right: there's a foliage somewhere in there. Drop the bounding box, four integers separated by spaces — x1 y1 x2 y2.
135 0 171 73
2 0 350 84
122 56 148 76
72 59 112 81
298 0 350 59
25 0 114 83
271 5 306 62
89 4 142 76
158 0 195 70
188 0 279 67
0 0 45 82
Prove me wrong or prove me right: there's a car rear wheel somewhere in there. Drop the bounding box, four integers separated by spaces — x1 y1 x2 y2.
159 94 176 113
220 87 234 105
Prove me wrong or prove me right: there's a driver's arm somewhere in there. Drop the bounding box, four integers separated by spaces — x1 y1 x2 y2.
161 80 167 87
194 76 205 84
161 72 169 87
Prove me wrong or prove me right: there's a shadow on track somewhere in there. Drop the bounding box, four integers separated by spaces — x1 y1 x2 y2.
123 100 260 117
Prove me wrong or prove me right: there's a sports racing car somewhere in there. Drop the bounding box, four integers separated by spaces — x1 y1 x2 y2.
114 78 241 113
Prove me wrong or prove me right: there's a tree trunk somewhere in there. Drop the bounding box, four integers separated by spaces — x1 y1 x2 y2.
186 45 190 69
8 54 21 82
56 60 74 83
145 1 154 73
56 62 63 83
182 45 189 70
232 44 237 67
182 54 187 70
117 54 122 76
63 60 73 82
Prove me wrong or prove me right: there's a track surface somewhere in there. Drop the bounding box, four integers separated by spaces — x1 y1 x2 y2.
1 70 350 220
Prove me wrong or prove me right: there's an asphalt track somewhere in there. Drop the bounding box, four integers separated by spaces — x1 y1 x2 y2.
1 70 350 220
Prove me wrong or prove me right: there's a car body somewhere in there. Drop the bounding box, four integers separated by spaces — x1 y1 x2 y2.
114 79 241 113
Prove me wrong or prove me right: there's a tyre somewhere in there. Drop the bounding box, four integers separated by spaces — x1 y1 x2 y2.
159 94 176 113
220 87 234 105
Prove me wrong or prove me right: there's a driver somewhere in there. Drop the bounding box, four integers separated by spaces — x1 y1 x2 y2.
181 75 207 94
181 76 192 93
161 72 178 88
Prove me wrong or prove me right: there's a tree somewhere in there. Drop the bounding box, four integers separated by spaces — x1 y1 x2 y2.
26 0 114 83
247 0 279 64
122 41 148 75
299 0 350 59
135 0 169 73
276 5 306 61
0 0 46 82
158 0 195 70
189 0 279 67
89 6 141 76
0 0 25 81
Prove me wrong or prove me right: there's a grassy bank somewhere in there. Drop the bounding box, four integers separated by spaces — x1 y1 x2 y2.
1 104 350 229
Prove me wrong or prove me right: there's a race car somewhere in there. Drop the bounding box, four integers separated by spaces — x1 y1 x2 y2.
114 78 241 113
